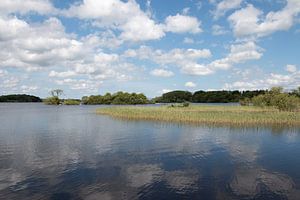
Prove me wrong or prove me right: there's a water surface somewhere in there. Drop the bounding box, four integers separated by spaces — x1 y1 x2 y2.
0 103 299 199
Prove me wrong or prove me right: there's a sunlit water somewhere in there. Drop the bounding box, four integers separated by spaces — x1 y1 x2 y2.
0 103 299 200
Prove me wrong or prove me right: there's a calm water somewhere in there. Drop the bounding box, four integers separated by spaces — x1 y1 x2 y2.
0 103 300 200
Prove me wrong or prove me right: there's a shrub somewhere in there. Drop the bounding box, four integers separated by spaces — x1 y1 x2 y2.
252 87 300 111
239 98 251 106
64 99 81 105
44 96 60 105
183 102 190 107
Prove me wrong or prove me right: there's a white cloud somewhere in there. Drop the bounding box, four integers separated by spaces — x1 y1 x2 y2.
124 46 212 75
183 37 194 44
228 1 300 38
162 89 171 94
20 85 38 93
124 41 262 76
181 63 214 75
63 0 165 42
224 67 300 90
0 69 7 77
212 25 228 35
0 17 88 71
209 41 263 70
213 0 242 19
55 78 102 92
119 15 165 41
182 7 190 15
0 14 136 93
150 69 174 77
185 81 196 88
286 64 297 73
0 0 55 15
49 70 77 78
164 14 202 34
1 77 19 88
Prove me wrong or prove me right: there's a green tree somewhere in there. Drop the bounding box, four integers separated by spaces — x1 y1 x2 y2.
252 87 300 111
44 89 64 105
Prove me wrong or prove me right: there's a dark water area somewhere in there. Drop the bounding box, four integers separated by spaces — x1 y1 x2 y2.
0 103 300 200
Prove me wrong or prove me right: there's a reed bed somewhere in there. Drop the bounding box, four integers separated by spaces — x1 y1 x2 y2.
96 105 300 127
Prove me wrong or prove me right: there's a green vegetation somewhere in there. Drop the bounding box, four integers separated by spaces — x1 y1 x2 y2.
96 105 300 127
0 94 42 102
63 99 81 105
251 87 300 111
154 90 266 103
82 91 148 105
44 89 63 105
43 96 60 105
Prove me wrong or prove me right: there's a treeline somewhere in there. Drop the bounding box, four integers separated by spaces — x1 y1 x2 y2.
153 90 267 103
0 94 42 102
82 91 148 105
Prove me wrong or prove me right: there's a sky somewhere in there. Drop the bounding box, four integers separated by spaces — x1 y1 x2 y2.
0 0 299 98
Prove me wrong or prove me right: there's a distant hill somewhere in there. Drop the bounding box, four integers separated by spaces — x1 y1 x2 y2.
0 94 42 102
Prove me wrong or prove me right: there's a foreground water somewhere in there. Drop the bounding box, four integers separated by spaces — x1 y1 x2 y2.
0 103 299 200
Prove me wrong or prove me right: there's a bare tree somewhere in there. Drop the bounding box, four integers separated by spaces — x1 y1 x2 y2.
50 89 63 97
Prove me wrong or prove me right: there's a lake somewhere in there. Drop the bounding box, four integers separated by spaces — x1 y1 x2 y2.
0 103 299 200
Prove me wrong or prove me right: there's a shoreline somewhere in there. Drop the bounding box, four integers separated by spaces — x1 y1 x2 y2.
96 105 300 127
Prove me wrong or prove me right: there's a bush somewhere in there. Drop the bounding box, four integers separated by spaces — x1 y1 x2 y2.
169 102 190 108
270 94 299 111
182 102 190 107
44 96 60 105
252 87 300 111
64 99 81 105
239 98 251 106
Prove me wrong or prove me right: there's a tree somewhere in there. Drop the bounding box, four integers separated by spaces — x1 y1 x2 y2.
252 87 300 111
51 89 63 98
44 89 63 105
291 87 300 97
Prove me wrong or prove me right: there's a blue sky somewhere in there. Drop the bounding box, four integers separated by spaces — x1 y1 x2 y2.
0 0 299 98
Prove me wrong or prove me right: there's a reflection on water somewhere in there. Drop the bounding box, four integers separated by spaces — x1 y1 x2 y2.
0 103 300 199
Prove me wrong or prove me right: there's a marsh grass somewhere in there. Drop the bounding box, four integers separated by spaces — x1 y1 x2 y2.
96 105 300 127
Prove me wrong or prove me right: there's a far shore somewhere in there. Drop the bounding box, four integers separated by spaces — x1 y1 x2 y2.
96 105 300 127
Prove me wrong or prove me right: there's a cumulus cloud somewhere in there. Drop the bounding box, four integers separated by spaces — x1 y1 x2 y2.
0 77 19 89
124 46 211 63
0 69 7 77
63 0 165 42
228 1 300 38
185 81 196 88
0 13 136 93
20 85 38 93
183 37 194 44
150 69 174 77
63 0 203 41
0 0 55 15
55 78 103 92
286 64 297 73
212 24 228 35
124 46 213 75
124 41 262 76
0 16 87 71
224 66 300 90
209 41 263 70
212 0 242 19
164 14 202 34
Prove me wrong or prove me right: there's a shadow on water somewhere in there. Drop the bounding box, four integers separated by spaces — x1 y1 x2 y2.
0 103 300 199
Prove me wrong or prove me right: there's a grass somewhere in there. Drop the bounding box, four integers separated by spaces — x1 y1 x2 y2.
63 99 81 105
96 105 300 127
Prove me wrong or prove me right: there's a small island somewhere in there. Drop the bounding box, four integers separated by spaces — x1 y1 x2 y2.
97 87 300 127
0 94 42 102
